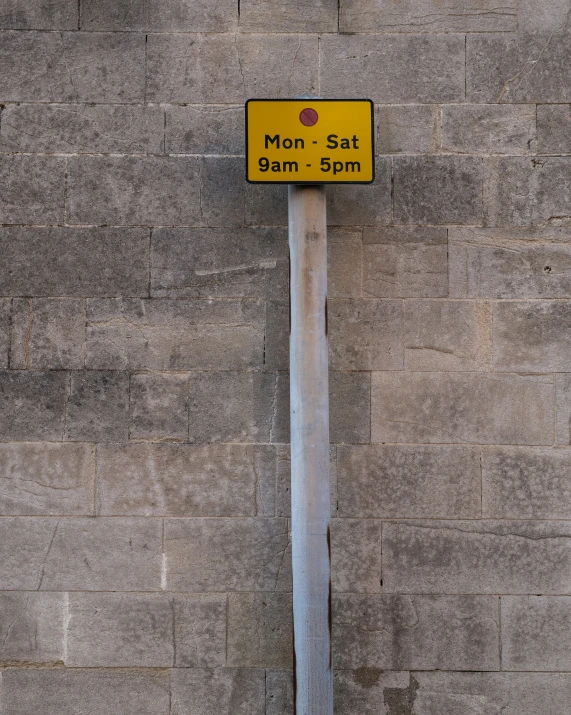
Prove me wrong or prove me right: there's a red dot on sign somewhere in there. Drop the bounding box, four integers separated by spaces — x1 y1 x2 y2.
299 108 318 126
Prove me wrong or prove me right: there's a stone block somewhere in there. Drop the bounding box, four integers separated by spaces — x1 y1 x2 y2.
557 374 571 445
332 519 382 593
245 183 288 226
67 156 202 226
493 301 571 372
0 103 164 154
334 670 412 715
166 105 244 155
340 0 516 32
0 517 65 589
240 0 337 31
538 104 571 154
518 0 571 32
0 669 170 715
321 35 465 104
97 444 260 516
264 302 289 371
32 517 162 591
0 371 67 441
372 372 554 445
198 157 246 226
394 156 483 225
164 518 291 591
171 669 265 715
0 592 64 664
266 671 294 715
327 158 392 226
333 594 499 670
151 227 288 300
0 227 150 297
482 447 571 519
449 227 571 298
0 155 64 224
129 373 189 442
330 372 371 444
0 442 95 516
147 34 317 103
468 33 571 103
0 31 145 102
227 593 293 667
376 105 438 154
67 593 173 667
65 371 129 442
485 157 571 226
329 299 403 371
363 227 448 299
0 299 10 368
442 104 536 154
80 0 237 31
11 299 86 369
337 445 481 519
328 229 362 298
0 0 77 28
383 520 571 594
502 597 571 671
174 595 227 667
405 299 491 371
412 672 571 715
86 299 264 371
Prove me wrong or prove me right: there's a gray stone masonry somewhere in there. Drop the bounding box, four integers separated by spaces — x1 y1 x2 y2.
2 0 571 711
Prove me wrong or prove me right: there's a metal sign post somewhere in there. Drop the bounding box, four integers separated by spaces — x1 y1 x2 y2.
245 98 374 715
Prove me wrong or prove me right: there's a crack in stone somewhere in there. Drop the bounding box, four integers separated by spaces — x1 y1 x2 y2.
37 521 61 591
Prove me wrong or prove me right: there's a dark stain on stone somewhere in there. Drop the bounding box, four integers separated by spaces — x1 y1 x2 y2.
354 666 382 688
384 674 419 715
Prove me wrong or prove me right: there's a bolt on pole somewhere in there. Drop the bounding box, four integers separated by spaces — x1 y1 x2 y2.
288 184 333 715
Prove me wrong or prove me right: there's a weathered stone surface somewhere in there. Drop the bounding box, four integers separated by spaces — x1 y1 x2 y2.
333 594 499 670
266 670 294 715
0 31 145 102
67 156 201 226
412 672 571 715
557 374 571 445
449 228 571 298
372 372 554 445
81 0 237 31
65 371 129 442
321 35 465 103
86 299 264 371
147 34 317 103
485 157 571 226
67 593 173 667
130 373 189 442
0 517 65 589
468 33 571 103
383 521 571 594
377 105 438 154
174 594 227 667
482 447 571 519
0 103 164 154
337 445 481 519
502 597 571 671
442 105 536 154
334 670 412 715
340 0 516 33
0 0 77 28
97 444 259 516
171 669 265 715
363 227 448 299
328 158 392 226
329 299 403 371
11 299 85 369
166 105 243 155
394 157 483 225
245 184 287 226
164 518 291 591
328 229 362 298
197 157 246 227
240 0 337 31
264 301 288 371
405 300 491 371
538 104 571 154
34 517 162 591
0 299 10 369
0 155 64 224
519 0 571 32
0 669 170 715
0 443 95 516
0 592 64 664
330 372 371 444
493 301 571 372
151 227 288 299
0 371 67 441
332 519 382 593
227 593 293 667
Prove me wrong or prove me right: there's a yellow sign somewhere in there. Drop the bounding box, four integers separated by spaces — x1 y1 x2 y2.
245 99 374 184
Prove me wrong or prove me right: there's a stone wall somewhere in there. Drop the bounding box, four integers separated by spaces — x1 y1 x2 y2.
1 0 571 713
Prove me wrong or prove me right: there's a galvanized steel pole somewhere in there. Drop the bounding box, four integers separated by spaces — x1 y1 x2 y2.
288 184 333 715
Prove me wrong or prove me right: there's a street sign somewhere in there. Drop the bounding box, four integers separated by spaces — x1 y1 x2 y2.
245 98 374 184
